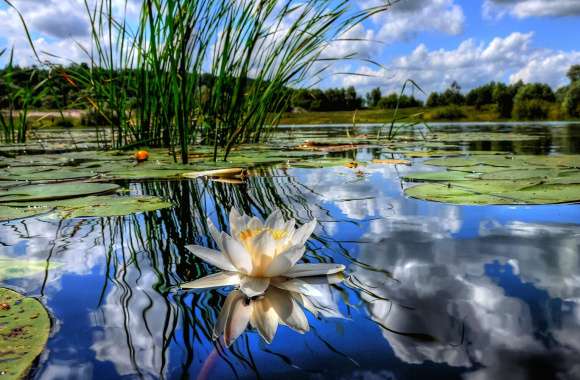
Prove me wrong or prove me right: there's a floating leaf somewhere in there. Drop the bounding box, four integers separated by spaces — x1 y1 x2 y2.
0 288 50 380
0 205 53 221
405 180 580 205
371 159 411 165
480 168 560 181
404 171 471 182
0 183 119 203
0 257 62 280
7 196 172 218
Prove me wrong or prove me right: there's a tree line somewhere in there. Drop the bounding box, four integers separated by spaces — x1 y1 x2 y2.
1 63 580 119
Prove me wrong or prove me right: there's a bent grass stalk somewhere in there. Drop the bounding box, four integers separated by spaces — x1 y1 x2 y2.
6 0 395 161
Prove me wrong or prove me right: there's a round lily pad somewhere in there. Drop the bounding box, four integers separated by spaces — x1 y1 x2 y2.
51 195 172 218
0 288 50 380
480 168 559 181
0 183 120 203
0 257 62 280
404 171 471 182
0 206 53 222
405 180 580 205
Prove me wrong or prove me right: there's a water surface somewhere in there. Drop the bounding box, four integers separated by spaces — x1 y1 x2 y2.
1 122 580 380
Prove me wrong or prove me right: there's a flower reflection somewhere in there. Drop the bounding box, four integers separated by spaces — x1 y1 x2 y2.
181 208 344 297
214 275 343 346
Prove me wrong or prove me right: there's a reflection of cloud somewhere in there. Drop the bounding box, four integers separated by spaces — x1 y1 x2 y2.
350 219 580 379
0 218 106 293
90 253 171 379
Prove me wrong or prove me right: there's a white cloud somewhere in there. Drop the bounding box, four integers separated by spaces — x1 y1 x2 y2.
341 32 580 95
0 0 140 65
484 0 580 19
372 0 465 43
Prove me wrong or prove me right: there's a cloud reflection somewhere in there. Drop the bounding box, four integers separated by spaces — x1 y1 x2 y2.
349 219 580 379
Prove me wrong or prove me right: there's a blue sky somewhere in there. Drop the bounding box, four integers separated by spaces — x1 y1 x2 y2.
1 0 579 95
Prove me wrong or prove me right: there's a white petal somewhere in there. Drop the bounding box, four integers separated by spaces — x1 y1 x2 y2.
291 219 317 246
181 271 240 289
265 209 285 229
285 263 345 278
229 208 246 236
250 297 279 343
206 218 224 251
250 230 276 259
214 290 242 339
224 293 251 346
267 287 309 334
263 245 305 277
272 278 323 297
239 276 270 298
185 245 236 272
221 233 253 274
247 216 263 231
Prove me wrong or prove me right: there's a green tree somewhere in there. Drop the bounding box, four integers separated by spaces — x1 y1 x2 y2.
492 83 513 118
366 87 382 108
567 65 580 83
563 81 580 117
426 92 442 107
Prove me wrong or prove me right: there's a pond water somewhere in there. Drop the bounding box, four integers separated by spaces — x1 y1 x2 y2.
2 122 580 380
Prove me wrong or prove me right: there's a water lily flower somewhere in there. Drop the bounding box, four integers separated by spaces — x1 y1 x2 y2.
181 208 345 297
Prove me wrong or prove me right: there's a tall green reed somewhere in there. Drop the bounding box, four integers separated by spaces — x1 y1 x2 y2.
0 48 47 143
65 0 393 163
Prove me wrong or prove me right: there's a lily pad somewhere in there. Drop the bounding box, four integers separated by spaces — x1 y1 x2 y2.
405 180 580 205
480 168 559 181
404 171 471 182
7 196 172 218
371 159 411 165
0 257 62 280
0 183 119 203
0 288 50 380
0 206 53 221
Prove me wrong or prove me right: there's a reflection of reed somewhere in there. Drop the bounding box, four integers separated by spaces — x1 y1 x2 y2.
91 169 355 378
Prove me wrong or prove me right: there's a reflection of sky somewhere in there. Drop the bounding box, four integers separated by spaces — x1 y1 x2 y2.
1 125 580 379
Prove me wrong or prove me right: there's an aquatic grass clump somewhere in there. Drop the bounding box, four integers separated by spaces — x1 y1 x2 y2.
67 0 394 162
0 48 47 144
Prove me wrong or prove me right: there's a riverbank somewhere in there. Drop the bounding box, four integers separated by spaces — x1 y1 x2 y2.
279 104 577 125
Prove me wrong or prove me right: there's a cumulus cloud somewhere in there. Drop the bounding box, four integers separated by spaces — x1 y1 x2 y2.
0 0 140 65
341 32 580 95
484 0 580 19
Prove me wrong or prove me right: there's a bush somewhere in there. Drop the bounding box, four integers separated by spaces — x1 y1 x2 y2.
430 105 466 120
54 118 75 128
562 82 580 117
513 99 550 120
80 110 111 126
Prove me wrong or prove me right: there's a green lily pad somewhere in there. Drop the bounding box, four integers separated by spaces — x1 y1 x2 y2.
0 183 120 203
0 167 97 181
0 288 51 380
424 157 482 167
405 180 580 205
404 171 471 182
480 168 559 181
6 195 172 218
290 157 359 168
0 206 53 221
0 257 62 280
52 196 172 218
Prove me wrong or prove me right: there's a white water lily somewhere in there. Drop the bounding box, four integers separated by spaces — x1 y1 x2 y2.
181 208 345 297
